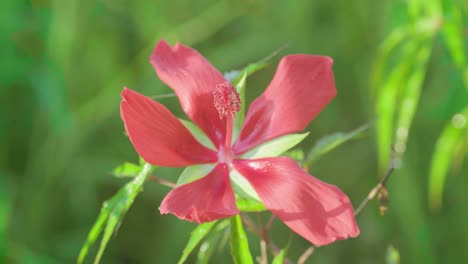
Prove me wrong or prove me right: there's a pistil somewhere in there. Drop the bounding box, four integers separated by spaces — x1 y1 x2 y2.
213 81 241 156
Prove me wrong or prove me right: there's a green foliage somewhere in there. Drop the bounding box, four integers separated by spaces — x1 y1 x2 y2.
232 73 247 144
196 220 230 264
177 164 216 186
242 132 309 159
78 163 154 264
112 162 141 178
272 249 287 264
373 1 442 173
177 220 219 264
4 0 468 263
428 109 467 210
180 119 216 150
235 197 266 212
305 123 371 166
229 215 253 264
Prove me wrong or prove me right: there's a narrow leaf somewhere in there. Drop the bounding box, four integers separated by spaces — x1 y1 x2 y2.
230 169 260 201
112 162 141 178
272 249 286 264
283 149 305 164
77 200 114 264
232 73 247 144
177 164 216 186
230 215 253 264
375 38 420 173
394 40 432 155
196 220 230 264
179 119 216 150
178 221 219 264
241 132 309 160
428 109 467 210
236 197 266 212
78 163 154 264
305 123 372 166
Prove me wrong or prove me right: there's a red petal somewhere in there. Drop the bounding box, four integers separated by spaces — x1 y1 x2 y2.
121 87 217 167
160 164 238 223
234 157 359 246
151 40 227 148
233 55 337 155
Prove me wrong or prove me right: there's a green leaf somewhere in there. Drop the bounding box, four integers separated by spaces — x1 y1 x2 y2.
230 169 260 201
283 148 304 164
232 73 247 144
225 45 288 143
224 61 268 85
371 25 410 96
230 215 253 264
78 163 154 264
179 119 215 150
272 249 286 264
196 220 230 264
112 162 141 178
241 132 309 160
441 0 467 89
177 221 219 264
394 40 432 155
236 197 266 212
386 245 400 264
77 199 114 264
375 39 420 173
177 164 216 186
428 109 467 211
305 123 372 166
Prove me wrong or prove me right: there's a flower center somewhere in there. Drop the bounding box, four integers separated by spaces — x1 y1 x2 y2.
213 81 241 158
217 145 234 164
213 82 241 120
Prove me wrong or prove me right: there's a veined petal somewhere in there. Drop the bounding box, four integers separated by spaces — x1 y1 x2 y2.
233 55 337 155
160 164 239 223
233 157 359 246
121 88 217 167
151 40 228 148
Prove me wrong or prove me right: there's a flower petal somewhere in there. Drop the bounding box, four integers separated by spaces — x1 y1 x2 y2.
233 157 359 246
233 55 337 155
121 87 217 167
151 40 228 148
160 163 239 223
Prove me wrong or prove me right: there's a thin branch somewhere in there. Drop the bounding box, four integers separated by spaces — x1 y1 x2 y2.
354 163 394 216
259 240 268 264
240 213 293 264
259 43 289 63
298 155 396 263
148 175 176 188
298 246 315 264
265 215 276 230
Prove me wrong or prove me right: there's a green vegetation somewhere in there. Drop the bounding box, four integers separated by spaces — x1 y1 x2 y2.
1 0 467 263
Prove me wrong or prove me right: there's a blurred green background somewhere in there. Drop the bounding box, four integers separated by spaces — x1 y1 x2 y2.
1 0 467 263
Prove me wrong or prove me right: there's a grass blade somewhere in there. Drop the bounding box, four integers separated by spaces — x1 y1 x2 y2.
230 215 253 264
177 221 219 264
78 163 154 264
304 123 372 166
428 109 467 210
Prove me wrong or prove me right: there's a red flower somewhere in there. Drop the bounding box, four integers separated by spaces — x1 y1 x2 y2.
120 40 359 246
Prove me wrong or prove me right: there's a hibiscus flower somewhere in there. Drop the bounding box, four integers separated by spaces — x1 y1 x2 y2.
120 40 359 246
